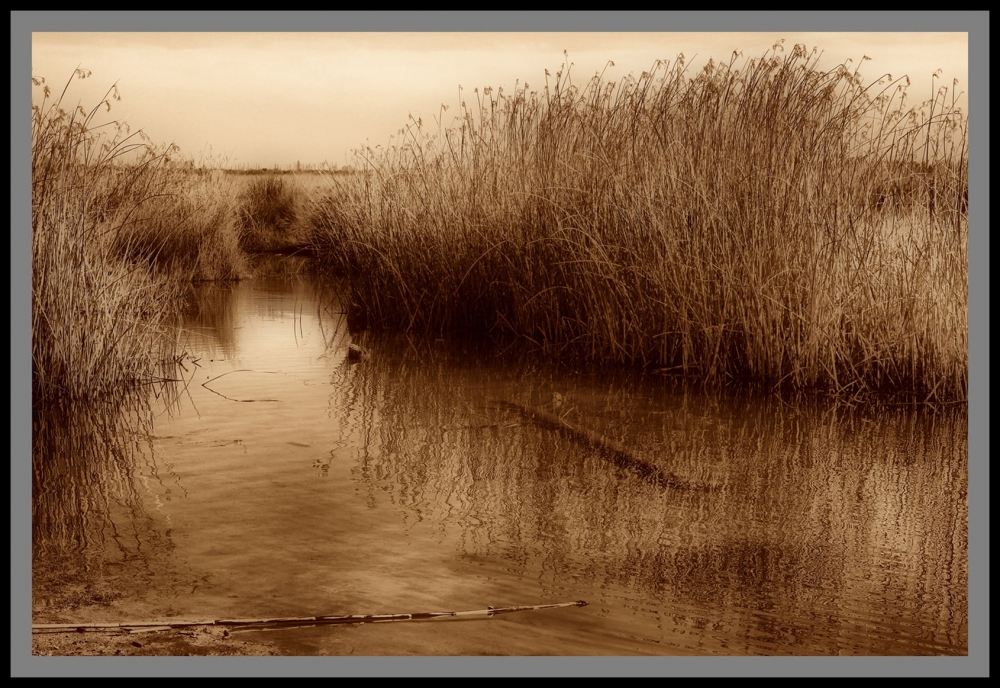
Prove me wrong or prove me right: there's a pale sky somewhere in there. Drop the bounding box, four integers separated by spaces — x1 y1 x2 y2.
31 32 968 169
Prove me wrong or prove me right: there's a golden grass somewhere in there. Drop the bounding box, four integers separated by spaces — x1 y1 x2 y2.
31 72 250 401
106 167 251 282
308 44 968 400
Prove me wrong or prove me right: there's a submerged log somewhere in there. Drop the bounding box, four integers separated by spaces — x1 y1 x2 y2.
495 400 714 492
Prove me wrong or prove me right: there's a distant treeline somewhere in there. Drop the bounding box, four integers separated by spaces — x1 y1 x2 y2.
223 164 357 174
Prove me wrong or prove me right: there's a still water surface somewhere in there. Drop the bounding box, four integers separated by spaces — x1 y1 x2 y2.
33 256 968 655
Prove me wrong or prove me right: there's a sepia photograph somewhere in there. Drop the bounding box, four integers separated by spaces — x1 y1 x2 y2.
16 12 985 677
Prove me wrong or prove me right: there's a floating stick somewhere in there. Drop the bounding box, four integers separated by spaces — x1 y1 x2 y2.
31 600 588 634
200 369 282 403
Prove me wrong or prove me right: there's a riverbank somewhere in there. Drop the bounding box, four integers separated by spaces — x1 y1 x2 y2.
32 627 280 656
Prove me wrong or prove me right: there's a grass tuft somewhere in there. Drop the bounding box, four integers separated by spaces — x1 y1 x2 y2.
236 176 299 252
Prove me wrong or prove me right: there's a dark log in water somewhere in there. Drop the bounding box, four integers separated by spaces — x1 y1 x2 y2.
494 400 713 492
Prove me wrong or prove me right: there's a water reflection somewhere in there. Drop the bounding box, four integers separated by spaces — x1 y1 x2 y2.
32 395 185 611
34 259 964 656
177 281 241 359
326 333 967 655
173 255 349 367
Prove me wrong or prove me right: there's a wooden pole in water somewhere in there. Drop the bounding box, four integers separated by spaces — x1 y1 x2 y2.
31 600 588 634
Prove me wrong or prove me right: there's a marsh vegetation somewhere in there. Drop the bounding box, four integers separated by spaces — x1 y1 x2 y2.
31 70 308 402
308 44 968 401
32 45 969 403
29 43 969 657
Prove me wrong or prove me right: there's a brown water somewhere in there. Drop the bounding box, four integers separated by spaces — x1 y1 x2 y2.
32 255 968 656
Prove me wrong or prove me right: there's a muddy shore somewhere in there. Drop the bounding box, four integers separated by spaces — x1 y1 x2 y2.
32 625 280 656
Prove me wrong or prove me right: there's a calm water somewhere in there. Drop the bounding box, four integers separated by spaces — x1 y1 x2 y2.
32 256 968 656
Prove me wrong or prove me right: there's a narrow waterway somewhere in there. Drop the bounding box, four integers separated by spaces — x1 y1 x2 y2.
32 255 968 656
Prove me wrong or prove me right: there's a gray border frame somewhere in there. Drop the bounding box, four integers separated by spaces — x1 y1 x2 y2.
12 11 988 677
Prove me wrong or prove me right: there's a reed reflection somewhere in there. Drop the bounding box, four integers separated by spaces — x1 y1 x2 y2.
326 332 967 655
175 281 241 359
173 254 348 365
32 395 183 612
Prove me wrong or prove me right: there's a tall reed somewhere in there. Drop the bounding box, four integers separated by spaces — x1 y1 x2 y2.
310 44 968 400
31 71 218 401
106 164 251 283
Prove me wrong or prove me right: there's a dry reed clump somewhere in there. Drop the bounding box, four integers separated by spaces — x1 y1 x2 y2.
31 71 228 401
309 43 968 401
108 168 251 282
236 176 299 252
